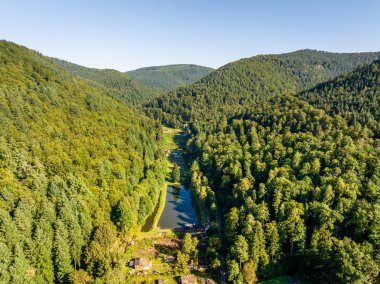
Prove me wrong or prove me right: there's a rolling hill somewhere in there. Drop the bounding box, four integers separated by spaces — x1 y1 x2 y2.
144 49 380 130
126 64 214 90
298 59 380 136
52 58 160 104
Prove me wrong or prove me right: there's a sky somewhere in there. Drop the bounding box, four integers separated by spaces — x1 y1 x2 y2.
1 0 379 71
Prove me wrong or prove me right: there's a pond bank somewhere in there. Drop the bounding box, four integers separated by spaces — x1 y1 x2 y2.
159 128 199 229
141 182 167 232
142 127 199 231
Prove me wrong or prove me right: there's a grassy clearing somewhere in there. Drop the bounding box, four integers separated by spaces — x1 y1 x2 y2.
141 182 167 232
124 230 182 283
163 127 188 178
162 127 183 150
151 183 167 229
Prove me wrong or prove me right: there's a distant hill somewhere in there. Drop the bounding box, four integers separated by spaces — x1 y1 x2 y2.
299 59 380 136
145 49 380 129
126 64 214 90
52 58 159 104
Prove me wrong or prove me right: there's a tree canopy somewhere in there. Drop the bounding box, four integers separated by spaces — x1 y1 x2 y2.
127 64 214 91
53 58 159 104
0 41 166 283
1 40 380 283
145 50 380 283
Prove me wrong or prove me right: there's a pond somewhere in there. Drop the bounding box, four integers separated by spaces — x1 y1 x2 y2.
158 185 199 229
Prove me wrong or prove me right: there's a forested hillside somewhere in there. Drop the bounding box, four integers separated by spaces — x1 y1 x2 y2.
53 58 159 104
126 64 214 90
145 50 380 283
299 59 380 137
188 95 380 283
144 50 380 129
0 41 166 283
2 39 380 283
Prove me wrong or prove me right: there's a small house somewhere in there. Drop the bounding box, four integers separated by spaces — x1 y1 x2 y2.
165 150 171 157
180 274 197 284
132 258 152 270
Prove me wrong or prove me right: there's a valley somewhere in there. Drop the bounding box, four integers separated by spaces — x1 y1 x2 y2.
0 40 380 284
124 127 216 283
157 128 199 230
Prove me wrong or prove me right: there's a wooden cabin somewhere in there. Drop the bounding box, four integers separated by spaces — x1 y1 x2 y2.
131 258 152 270
180 274 197 284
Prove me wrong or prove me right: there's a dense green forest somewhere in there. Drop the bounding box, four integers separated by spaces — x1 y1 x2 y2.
126 64 214 91
299 59 380 137
0 41 166 283
1 40 380 284
189 96 380 283
144 50 380 129
53 58 159 104
145 50 380 283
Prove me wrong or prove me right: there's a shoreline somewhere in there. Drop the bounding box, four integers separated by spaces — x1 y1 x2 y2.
141 178 168 232
151 181 168 229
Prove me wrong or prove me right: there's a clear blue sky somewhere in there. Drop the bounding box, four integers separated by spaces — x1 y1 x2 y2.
1 0 379 71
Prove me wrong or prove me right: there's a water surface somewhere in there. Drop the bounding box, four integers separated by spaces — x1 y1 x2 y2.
158 185 198 229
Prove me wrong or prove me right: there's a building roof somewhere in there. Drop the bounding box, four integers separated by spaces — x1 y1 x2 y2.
181 274 197 284
134 258 151 267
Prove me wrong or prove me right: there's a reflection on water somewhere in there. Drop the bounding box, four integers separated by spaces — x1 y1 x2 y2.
158 185 199 229
171 185 180 203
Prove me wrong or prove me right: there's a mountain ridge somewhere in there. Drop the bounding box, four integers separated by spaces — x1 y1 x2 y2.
52 57 160 104
126 64 214 91
298 58 380 136
144 49 380 129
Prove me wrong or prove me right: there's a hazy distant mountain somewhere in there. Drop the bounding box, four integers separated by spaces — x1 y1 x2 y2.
52 58 159 104
126 64 214 91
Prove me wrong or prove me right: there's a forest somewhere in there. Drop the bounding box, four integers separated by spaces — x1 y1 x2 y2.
126 64 214 91
299 59 380 137
188 95 380 283
145 50 380 283
0 41 166 283
53 58 159 104
144 50 380 130
1 40 380 284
